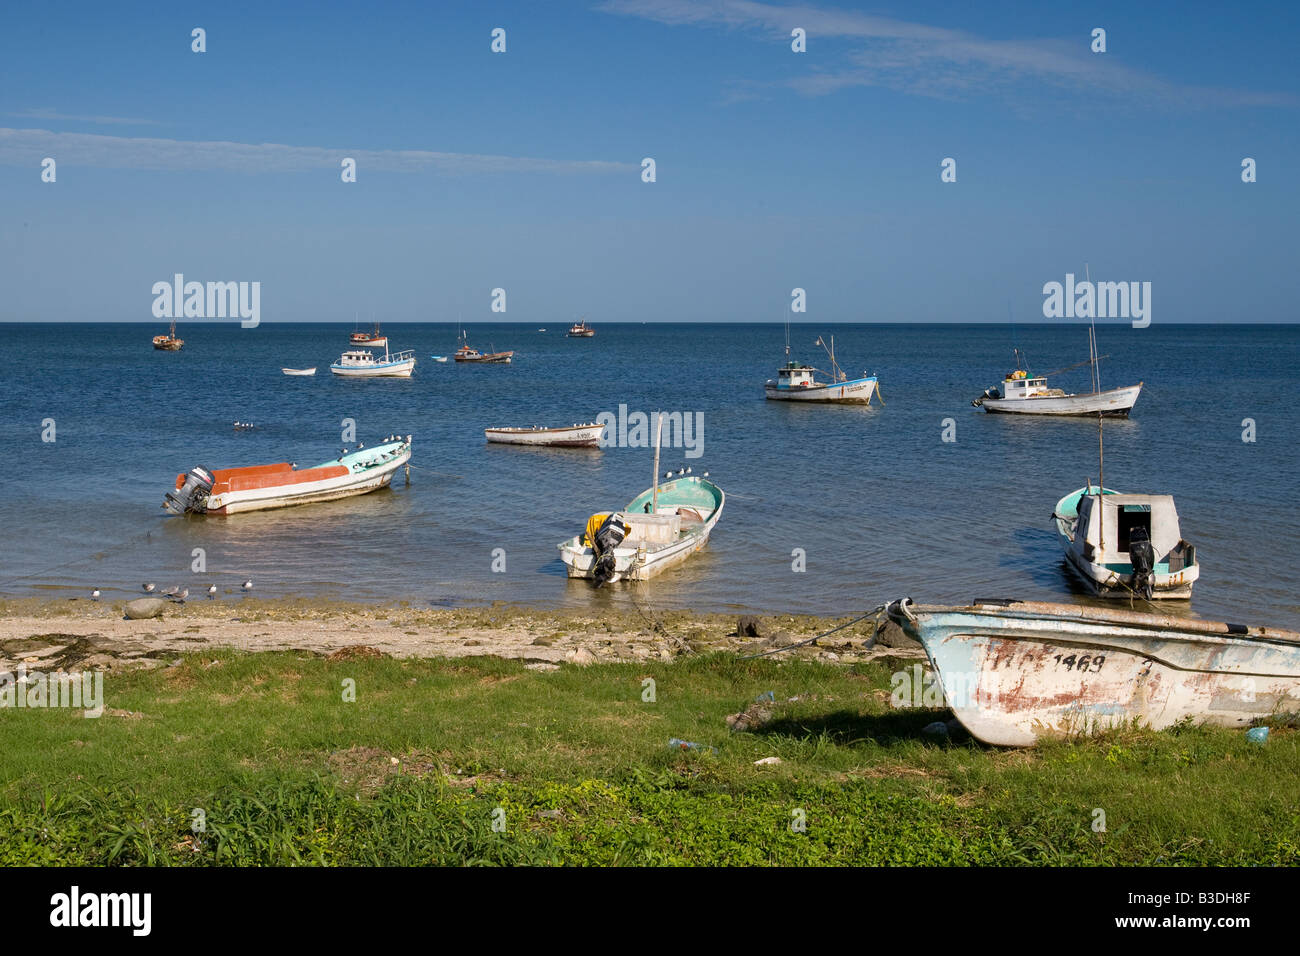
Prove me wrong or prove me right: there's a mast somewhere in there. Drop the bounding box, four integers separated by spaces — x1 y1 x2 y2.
651 413 664 515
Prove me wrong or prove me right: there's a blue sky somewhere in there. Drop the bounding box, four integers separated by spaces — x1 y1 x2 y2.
1 0 1296 323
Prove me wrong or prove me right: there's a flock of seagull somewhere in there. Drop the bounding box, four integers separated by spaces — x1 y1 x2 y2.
89 579 253 603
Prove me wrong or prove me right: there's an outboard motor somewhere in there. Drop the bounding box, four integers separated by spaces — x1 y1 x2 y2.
591 513 629 587
164 466 215 515
1128 525 1155 600
971 386 1001 407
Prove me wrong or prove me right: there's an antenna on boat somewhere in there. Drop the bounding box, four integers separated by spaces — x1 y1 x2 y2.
783 313 790 358
651 413 664 515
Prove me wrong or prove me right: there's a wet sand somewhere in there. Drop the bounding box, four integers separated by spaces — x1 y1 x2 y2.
0 597 917 674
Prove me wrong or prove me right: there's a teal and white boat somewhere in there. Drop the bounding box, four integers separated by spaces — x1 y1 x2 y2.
558 472 724 583
1053 485 1199 600
887 598 1300 746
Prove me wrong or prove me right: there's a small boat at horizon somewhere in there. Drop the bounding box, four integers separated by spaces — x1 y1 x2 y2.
349 321 388 348
163 436 412 516
330 347 416 377
281 367 317 376
485 422 605 447
453 330 513 363
1053 485 1199 600
566 319 595 337
152 320 184 351
886 597 1300 746
764 333 878 404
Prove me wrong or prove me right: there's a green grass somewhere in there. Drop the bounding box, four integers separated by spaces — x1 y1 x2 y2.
1 651 1297 865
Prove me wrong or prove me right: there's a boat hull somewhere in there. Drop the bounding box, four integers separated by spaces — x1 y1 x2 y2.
764 375 877 403
281 368 317 376
330 359 415 377
485 424 604 447
887 599 1300 746
172 441 411 516
982 383 1141 416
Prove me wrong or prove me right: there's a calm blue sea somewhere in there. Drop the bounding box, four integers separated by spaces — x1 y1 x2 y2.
1 322 1297 628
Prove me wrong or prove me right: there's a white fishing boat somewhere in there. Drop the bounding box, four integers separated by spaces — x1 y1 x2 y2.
974 271 1142 417
974 364 1142 416
1053 485 1199 600
558 415 722 585
430 355 448 362
566 319 595 337
886 597 1300 746
485 423 605 447
163 436 412 516
281 367 317 376
764 333 878 404
330 348 416 377
349 321 388 348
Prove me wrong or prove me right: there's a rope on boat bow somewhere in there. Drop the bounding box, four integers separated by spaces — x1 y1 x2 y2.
737 604 887 661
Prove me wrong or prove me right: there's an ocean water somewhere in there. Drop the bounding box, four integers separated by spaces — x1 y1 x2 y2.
2 321 1297 628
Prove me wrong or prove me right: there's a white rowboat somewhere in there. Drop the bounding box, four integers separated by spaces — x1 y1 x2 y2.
485 423 605 447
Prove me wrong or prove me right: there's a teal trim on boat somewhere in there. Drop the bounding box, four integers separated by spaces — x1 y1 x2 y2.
1054 485 1119 520
625 476 723 515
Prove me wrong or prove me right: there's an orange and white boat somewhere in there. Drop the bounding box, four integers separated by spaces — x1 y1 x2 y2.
163 436 411 516
350 321 388 348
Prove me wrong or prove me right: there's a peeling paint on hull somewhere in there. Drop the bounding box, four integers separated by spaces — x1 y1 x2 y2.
888 599 1300 746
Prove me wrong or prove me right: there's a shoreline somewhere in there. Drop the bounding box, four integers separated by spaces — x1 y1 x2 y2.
0 597 915 674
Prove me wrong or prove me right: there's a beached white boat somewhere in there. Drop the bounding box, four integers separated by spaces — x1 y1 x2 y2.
764 334 878 404
558 473 724 584
330 348 416 377
281 367 317 376
886 598 1300 746
485 423 605 447
1053 486 1199 600
163 436 412 516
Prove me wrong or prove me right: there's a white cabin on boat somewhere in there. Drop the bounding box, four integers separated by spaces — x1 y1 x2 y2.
774 363 817 389
1001 370 1058 400
1064 492 1199 598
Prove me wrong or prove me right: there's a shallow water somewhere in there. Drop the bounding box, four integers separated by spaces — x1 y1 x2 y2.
2 321 1296 628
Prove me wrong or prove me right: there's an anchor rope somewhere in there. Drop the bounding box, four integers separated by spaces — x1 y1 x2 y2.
737 605 886 661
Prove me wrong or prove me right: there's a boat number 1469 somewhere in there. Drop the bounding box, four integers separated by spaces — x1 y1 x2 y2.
1054 653 1105 673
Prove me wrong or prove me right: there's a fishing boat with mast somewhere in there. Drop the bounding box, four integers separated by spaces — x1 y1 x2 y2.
1049 314 1199 600
330 345 417 377
566 319 595 337
349 320 388 348
152 320 184 351
974 274 1141 416
764 329 879 404
453 328 513 364
558 414 724 585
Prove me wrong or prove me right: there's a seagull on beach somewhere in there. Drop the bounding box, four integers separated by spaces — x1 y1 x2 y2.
165 586 188 602
143 582 156 593
91 589 101 601
242 579 253 592
207 585 218 599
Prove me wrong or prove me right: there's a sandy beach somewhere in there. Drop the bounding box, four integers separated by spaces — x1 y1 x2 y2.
0 597 915 674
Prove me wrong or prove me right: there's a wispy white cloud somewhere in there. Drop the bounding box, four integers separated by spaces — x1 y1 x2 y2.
7 107 163 126
0 128 635 175
600 0 1297 108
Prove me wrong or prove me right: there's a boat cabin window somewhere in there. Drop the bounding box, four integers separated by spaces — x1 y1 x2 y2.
1116 505 1152 552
